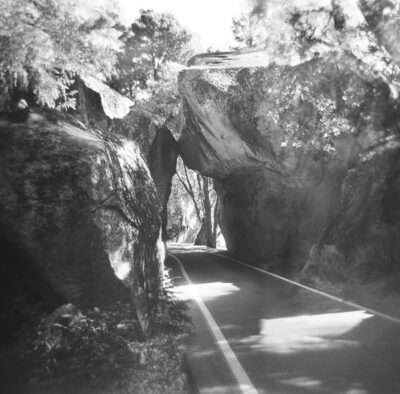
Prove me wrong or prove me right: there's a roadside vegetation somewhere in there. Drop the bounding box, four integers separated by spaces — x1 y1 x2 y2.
0 2 197 392
0 272 191 393
4 0 400 391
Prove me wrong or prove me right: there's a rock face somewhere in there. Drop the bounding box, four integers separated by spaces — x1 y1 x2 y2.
76 75 160 158
302 136 400 284
111 112 179 245
148 127 179 242
76 76 178 244
0 112 163 341
178 52 400 279
79 74 133 121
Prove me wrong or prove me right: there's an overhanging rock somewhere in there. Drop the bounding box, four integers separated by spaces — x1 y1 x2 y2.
178 51 400 279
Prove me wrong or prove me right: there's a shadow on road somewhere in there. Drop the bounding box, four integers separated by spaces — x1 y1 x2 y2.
168 249 400 394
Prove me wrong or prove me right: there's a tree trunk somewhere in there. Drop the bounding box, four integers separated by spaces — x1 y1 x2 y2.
77 78 89 125
212 194 219 246
202 177 214 247
331 0 346 31
131 241 158 338
176 161 202 222
194 220 206 245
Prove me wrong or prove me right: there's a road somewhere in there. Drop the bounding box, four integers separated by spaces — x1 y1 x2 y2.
167 248 400 394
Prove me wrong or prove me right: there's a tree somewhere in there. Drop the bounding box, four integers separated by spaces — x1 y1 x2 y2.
109 9 192 106
230 0 400 155
171 157 220 248
130 10 191 82
359 0 400 64
232 1 400 87
287 0 400 89
232 0 267 48
231 0 300 60
198 176 216 248
0 0 122 110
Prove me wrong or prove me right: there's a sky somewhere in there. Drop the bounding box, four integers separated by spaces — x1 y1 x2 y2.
117 0 245 51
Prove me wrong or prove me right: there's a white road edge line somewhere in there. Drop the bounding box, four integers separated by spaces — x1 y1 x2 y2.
216 254 400 325
169 253 259 394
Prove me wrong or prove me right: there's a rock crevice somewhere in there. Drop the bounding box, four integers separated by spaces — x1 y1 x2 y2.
0 112 163 341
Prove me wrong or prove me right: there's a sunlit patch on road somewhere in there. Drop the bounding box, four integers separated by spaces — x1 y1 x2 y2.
276 376 368 394
279 376 323 389
173 282 240 302
169 252 400 393
238 310 373 354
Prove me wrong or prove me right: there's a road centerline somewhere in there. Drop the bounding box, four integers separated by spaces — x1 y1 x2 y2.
216 253 400 325
169 253 260 394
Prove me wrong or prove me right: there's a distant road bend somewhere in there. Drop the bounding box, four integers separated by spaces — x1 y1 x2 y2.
167 248 400 394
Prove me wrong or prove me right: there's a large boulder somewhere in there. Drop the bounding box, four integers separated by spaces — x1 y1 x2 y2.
178 51 400 276
0 111 164 341
76 76 178 245
302 136 400 285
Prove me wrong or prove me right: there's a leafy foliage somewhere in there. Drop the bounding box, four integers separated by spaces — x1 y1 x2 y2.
29 303 141 381
231 0 300 59
6 280 190 391
249 55 394 156
0 0 122 110
168 157 220 246
109 9 193 120
232 0 268 48
359 0 400 62
141 63 184 119
124 334 189 394
153 271 191 334
231 0 400 82
229 0 400 157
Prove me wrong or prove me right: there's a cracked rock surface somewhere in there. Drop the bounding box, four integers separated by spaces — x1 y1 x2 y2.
178 52 400 282
0 112 163 340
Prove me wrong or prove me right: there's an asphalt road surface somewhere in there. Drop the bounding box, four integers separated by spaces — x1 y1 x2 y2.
167 249 400 394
